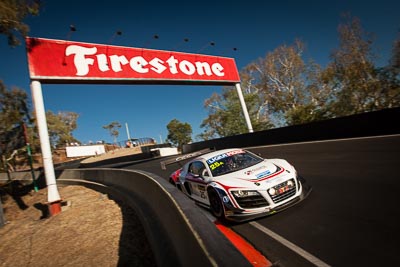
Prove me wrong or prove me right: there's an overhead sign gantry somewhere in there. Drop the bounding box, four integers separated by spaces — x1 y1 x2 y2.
25 37 253 214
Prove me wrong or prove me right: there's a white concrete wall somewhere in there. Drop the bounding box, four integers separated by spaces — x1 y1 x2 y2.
151 147 178 157
66 145 105 157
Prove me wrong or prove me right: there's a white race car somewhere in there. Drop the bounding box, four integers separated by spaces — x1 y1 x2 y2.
161 148 311 222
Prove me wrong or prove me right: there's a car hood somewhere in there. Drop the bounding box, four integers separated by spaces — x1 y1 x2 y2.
212 159 293 188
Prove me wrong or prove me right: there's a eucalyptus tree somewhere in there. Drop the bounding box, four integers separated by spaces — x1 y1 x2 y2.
46 110 80 148
103 121 121 144
244 39 331 126
0 81 30 155
0 0 41 47
199 40 330 140
166 119 192 150
199 85 272 140
321 14 400 116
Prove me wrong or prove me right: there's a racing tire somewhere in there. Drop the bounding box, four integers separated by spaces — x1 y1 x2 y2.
208 188 225 220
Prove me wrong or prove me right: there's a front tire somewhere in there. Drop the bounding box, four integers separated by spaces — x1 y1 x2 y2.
208 188 225 220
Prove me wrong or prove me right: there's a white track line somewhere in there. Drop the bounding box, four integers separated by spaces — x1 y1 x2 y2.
249 221 331 267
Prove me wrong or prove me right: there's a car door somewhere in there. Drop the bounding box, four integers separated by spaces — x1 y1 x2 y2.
185 161 208 204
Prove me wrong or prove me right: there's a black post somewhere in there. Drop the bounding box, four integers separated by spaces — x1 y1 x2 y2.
22 124 38 192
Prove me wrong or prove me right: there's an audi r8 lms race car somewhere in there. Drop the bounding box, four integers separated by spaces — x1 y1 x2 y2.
161 148 311 222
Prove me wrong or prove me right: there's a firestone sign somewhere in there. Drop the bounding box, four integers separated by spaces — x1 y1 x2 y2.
26 37 240 84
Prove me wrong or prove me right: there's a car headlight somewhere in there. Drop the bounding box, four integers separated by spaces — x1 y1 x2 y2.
268 179 296 196
268 188 276 195
231 190 260 198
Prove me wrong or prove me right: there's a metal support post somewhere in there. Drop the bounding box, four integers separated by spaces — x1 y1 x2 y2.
30 80 61 215
235 83 254 133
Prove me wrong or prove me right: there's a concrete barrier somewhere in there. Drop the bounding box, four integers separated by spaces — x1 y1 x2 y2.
56 169 252 267
0 171 42 182
183 107 400 153
79 151 153 168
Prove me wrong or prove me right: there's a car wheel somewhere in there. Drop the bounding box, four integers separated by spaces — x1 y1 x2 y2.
208 188 225 220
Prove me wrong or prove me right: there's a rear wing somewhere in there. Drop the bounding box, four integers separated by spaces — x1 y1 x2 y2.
160 148 214 170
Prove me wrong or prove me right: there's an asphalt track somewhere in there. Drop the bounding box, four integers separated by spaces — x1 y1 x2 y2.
115 135 400 267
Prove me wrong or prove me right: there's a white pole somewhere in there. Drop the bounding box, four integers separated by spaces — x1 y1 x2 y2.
30 81 61 214
235 83 254 133
125 122 131 140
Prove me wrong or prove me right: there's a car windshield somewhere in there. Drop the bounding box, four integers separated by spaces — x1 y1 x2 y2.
206 150 264 177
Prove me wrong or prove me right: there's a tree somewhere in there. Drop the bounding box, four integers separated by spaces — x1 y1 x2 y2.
286 61 335 124
244 39 331 126
373 35 400 109
0 81 30 154
0 0 41 47
199 86 272 140
200 39 331 135
0 81 32 171
166 119 192 150
103 121 121 144
390 35 400 71
321 14 399 116
46 110 79 148
0 80 30 130
199 90 241 140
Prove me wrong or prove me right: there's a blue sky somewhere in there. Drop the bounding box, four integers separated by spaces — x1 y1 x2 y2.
0 0 399 145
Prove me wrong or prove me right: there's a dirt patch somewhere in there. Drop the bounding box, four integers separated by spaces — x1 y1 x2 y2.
0 183 156 267
80 147 143 164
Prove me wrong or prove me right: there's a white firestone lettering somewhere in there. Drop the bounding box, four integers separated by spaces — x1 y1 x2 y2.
149 57 167 74
166 56 178 74
65 45 228 78
195 62 212 76
130 56 148 73
179 60 196 75
110 55 128 72
212 63 224 77
65 45 97 76
96 54 109 72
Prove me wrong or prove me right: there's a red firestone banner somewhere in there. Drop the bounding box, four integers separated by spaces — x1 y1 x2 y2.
25 37 240 84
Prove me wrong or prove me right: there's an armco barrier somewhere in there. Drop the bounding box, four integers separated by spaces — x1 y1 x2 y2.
183 107 400 153
56 169 252 267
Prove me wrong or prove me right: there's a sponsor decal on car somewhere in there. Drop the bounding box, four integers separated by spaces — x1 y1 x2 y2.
206 149 244 164
244 165 266 175
256 170 272 179
246 165 285 182
209 161 224 170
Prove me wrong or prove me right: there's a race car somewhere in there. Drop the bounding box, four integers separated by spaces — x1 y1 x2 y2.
161 148 311 222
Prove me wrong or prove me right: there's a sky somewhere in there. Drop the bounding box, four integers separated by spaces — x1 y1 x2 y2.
0 0 399 145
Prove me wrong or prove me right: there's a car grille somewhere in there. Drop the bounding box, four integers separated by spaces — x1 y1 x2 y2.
268 179 297 204
233 194 268 209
